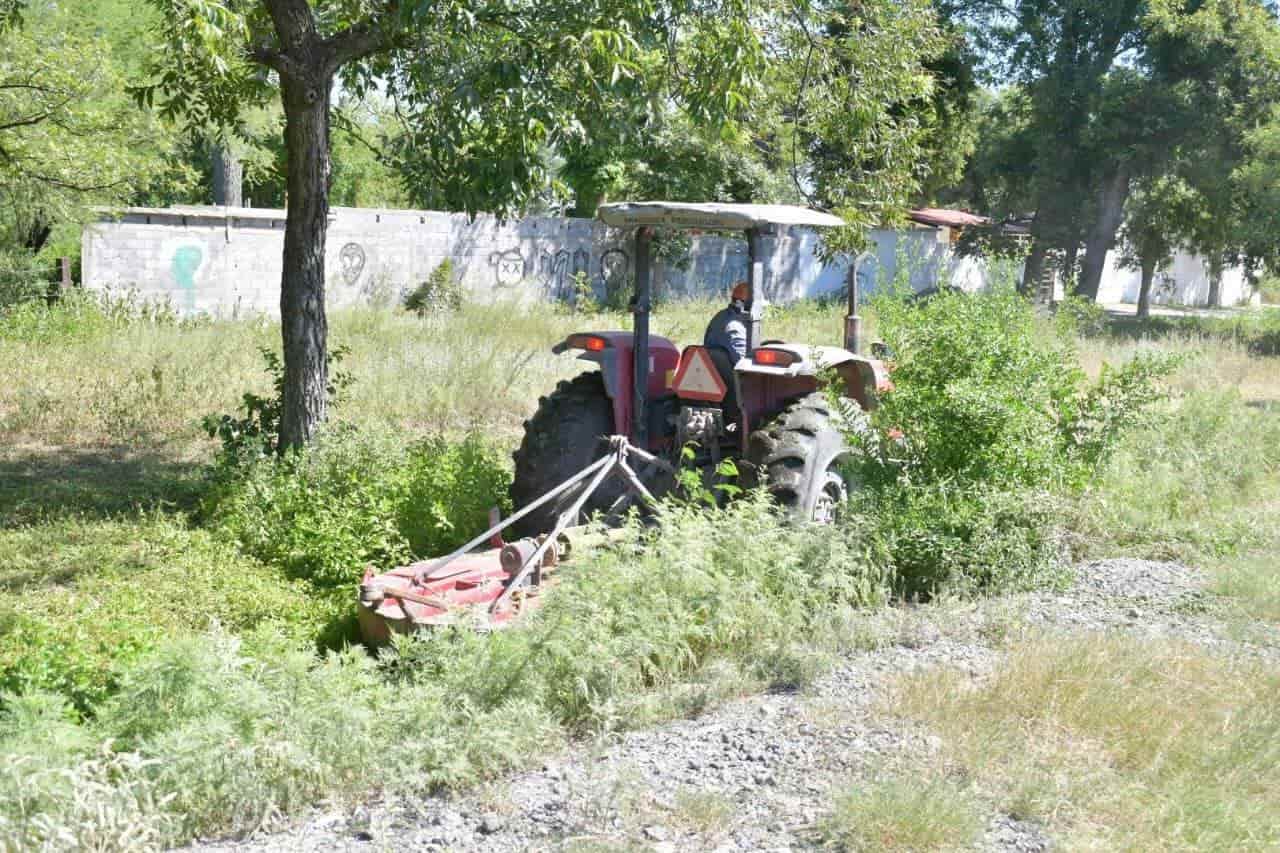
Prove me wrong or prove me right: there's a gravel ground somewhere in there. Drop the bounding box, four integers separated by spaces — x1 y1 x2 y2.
187 558 1276 853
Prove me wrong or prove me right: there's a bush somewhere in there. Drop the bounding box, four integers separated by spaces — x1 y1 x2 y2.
206 428 512 587
852 285 1174 595
0 251 52 310
397 434 513 556
404 259 462 315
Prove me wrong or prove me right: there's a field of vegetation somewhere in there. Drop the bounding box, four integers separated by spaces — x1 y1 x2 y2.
0 288 1277 849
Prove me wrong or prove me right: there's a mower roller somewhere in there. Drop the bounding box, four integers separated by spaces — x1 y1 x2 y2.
357 202 892 643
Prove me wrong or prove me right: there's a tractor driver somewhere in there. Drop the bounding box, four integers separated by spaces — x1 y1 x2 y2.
703 280 750 363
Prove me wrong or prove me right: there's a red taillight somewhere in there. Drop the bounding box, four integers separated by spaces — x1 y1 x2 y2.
753 348 797 367
567 334 609 352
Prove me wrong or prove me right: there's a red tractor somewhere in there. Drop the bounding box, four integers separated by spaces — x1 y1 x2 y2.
357 202 892 641
510 201 892 534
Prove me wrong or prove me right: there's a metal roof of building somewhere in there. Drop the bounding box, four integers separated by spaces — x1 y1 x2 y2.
597 202 846 230
907 208 990 229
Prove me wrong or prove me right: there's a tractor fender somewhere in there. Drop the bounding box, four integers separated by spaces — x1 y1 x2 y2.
734 343 892 411
552 331 680 436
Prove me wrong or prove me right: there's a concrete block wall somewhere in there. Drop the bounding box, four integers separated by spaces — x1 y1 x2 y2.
81 205 976 316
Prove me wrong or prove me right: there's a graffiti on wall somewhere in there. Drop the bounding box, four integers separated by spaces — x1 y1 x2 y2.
339 243 367 285
171 245 203 309
488 248 525 288
599 248 629 287
538 248 571 299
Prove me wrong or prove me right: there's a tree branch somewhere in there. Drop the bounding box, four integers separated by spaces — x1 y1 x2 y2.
324 0 401 73
248 41 308 81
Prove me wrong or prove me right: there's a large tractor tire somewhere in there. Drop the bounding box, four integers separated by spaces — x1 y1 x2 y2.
510 372 626 538
746 392 863 523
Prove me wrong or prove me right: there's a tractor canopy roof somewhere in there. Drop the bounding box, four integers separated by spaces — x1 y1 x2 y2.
597 202 845 231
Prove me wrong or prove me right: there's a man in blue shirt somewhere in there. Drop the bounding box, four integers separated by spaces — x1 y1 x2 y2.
704 281 750 362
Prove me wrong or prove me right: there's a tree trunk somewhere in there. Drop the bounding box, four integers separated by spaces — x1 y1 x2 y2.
1062 242 1078 292
1076 166 1131 302
277 72 333 451
1021 239 1048 296
211 142 244 208
1206 259 1222 308
1137 256 1155 319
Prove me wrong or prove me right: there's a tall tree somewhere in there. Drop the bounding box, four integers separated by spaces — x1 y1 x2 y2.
141 0 764 448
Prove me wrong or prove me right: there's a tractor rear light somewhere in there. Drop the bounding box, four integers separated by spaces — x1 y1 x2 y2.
567 334 609 352
753 348 797 367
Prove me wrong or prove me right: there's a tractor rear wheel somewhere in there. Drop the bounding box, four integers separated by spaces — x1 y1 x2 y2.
510 371 626 538
745 392 863 523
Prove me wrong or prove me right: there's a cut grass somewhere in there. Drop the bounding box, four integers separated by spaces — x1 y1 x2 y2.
892 635 1280 850
0 515 332 713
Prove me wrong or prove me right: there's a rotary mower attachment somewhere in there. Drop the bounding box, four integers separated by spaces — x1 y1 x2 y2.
356 436 669 643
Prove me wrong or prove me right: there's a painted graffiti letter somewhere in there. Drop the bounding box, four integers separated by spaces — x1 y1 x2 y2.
171 245 203 310
539 248 571 300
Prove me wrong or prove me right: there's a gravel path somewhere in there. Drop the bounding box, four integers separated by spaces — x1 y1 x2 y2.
188 558 1277 853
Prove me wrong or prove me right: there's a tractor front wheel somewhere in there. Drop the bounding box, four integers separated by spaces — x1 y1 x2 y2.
510 372 626 538
746 392 862 523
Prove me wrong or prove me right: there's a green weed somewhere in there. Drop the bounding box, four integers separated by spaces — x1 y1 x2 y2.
817 774 983 852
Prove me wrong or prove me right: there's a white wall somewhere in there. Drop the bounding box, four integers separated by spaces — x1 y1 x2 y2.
1095 248 1252 307
82 205 1007 315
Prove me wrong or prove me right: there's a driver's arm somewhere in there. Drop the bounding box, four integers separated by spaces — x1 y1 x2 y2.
724 317 747 361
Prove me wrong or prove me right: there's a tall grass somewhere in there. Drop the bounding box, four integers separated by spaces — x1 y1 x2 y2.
893 635 1280 850
1 291 1277 848
0 494 887 849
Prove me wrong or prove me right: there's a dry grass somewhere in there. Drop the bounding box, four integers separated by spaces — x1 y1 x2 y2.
0 298 860 451
891 635 1280 851
817 772 983 852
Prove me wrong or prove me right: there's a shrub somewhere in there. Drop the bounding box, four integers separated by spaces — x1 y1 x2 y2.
206 428 512 588
404 258 462 315
0 251 52 310
1259 274 1280 305
852 285 1174 595
397 434 513 556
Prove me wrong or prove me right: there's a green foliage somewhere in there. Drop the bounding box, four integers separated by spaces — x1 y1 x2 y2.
396 434 512 557
0 494 887 848
565 270 599 313
0 250 49 309
206 429 511 588
0 1 190 255
404 259 462 315
1259 275 1280 305
1070 388 1280 562
1054 294 1108 338
852 285 1174 594
0 516 326 716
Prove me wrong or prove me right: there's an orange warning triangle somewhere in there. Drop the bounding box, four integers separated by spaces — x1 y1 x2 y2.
673 347 728 402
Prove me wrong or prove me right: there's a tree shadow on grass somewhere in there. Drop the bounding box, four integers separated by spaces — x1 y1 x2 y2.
1103 313 1280 356
0 445 209 528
